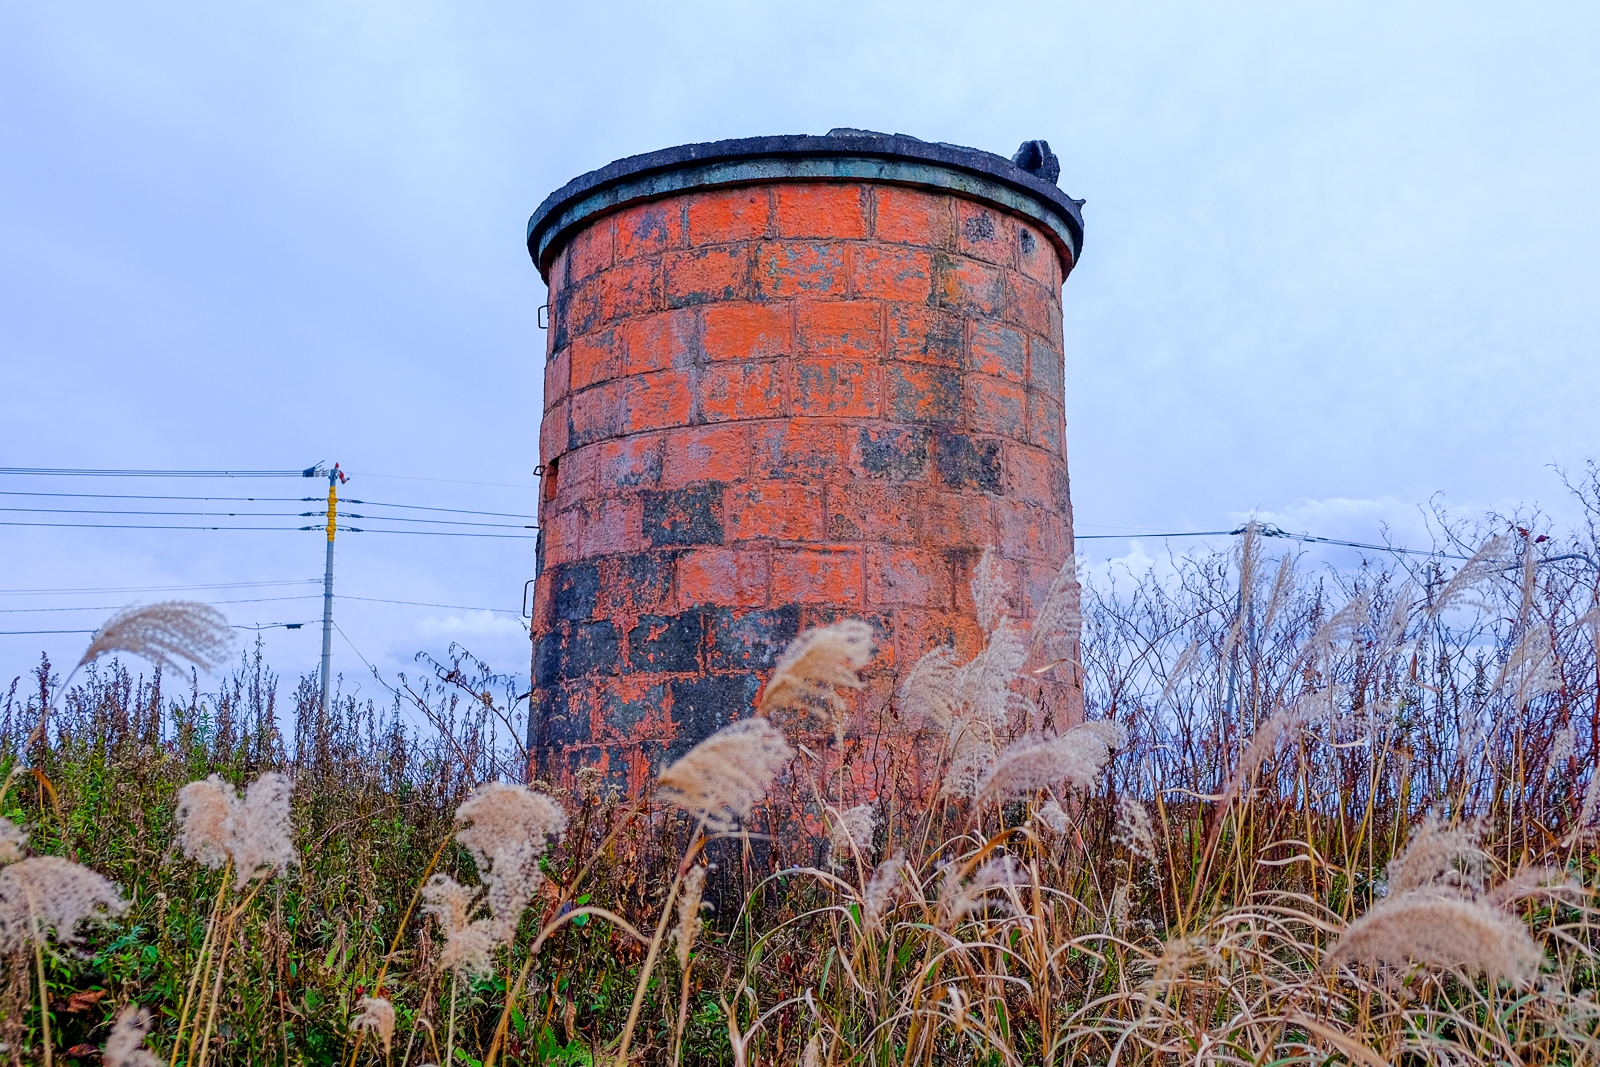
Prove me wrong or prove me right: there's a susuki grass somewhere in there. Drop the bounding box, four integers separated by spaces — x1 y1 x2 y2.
2 473 1600 1064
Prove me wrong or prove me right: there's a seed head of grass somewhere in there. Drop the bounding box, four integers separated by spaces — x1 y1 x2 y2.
939 855 1025 924
673 865 707 971
898 645 963 731
657 717 793 833
174 772 296 885
78 600 232 672
829 803 877 866
455 782 567 939
0 817 27 865
0 855 126 952
977 721 1125 801
1386 816 1488 897
350 995 397 1056
1114 797 1157 860
103 1006 162 1067
421 874 496 977
971 547 1010 633
863 850 907 934
1330 892 1543 984
758 621 873 720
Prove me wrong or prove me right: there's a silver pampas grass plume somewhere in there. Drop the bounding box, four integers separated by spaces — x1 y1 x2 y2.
0 855 126 952
454 782 567 941
421 874 496 977
977 721 1126 801
174 772 296 885
103 1006 162 1067
0 816 27 865
829 803 877 866
657 717 794 832
78 601 232 673
350 995 397 1056
1385 816 1488 897
758 620 873 719
1330 892 1542 984
673 865 707 971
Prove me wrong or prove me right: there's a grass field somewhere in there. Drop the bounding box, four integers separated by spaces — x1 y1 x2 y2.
3 487 1600 1065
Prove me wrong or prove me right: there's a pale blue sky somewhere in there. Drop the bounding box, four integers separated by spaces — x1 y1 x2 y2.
3 2 1596 689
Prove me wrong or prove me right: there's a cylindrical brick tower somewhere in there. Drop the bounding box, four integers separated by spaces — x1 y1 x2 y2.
527 130 1084 789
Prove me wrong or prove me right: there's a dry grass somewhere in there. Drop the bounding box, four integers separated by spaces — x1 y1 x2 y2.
1 475 1600 1064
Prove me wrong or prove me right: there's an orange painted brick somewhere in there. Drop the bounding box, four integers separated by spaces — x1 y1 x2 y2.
662 424 751 489
997 499 1068 562
956 201 1015 267
751 419 844 480
568 379 629 446
755 242 844 298
968 375 1026 437
703 302 790 361
579 497 643 557
1022 560 1070 621
894 609 985 665
934 255 1003 317
771 546 863 604
851 245 932 302
541 505 584 566
624 370 694 433
968 321 1026 383
545 347 571 407
1029 336 1065 396
774 183 868 239
885 362 961 424
873 186 953 247
677 547 770 607
1027 392 1066 456
1016 222 1059 289
918 490 994 547
594 256 662 324
552 443 599 511
797 299 881 356
793 359 879 417
614 202 685 260
540 400 569 461
885 304 963 366
569 218 614 282
724 481 824 541
665 245 751 307
826 482 920 544
865 546 952 608
596 434 664 490
700 362 784 422
570 328 623 390
623 310 696 375
686 187 771 244
1004 272 1054 336
1004 444 1056 507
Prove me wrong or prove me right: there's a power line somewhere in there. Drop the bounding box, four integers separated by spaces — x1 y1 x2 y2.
344 499 539 520
324 527 538 540
337 595 522 614
2 507 310 518
348 471 538 490
1 622 312 635
0 595 323 613
0 579 318 597
0 522 305 531
0 491 538 519
0 467 316 478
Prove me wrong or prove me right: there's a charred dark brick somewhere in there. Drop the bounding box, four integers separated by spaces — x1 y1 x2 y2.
627 612 704 673
538 685 589 747
642 483 724 546
935 433 1003 494
599 550 677 616
962 211 996 242
552 562 600 621
856 426 931 481
565 620 620 678
534 627 567 686
1018 227 1037 254
707 605 802 670
603 681 666 735
667 673 761 759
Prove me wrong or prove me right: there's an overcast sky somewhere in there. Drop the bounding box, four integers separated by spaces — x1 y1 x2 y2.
3 1 1596 695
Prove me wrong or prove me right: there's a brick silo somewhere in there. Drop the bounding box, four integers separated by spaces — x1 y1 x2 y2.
526 130 1084 790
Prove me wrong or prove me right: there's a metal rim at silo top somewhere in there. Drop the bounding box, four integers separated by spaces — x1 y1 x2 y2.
526 131 1085 283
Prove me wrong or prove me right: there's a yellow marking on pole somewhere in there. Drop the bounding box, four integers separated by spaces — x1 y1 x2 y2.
326 482 337 542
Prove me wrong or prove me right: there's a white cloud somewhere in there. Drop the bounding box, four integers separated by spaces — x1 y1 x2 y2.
413 610 527 639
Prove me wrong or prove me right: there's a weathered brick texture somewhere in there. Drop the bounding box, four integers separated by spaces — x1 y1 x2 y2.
533 179 1081 791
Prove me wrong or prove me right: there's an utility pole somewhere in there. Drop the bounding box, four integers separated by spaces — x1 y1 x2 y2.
319 463 346 715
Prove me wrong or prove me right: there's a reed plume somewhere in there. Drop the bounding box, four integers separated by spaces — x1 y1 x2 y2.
454 782 567 940
1033 800 1069 834
657 718 794 832
938 855 1025 923
757 620 872 719
0 816 27 865
673 865 707 971
421 874 496 977
1330 892 1542 983
174 772 296 885
350 995 396 1056
897 646 962 730
970 547 1010 633
1428 534 1511 617
1386 816 1488 897
0 855 126 952
103 1006 161 1067
863 850 906 934
977 721 1125 801
1114 797 1157 860
829 803 877 865
77 600 232 672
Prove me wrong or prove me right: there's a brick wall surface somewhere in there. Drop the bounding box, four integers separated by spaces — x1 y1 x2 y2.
532 180 1081 792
